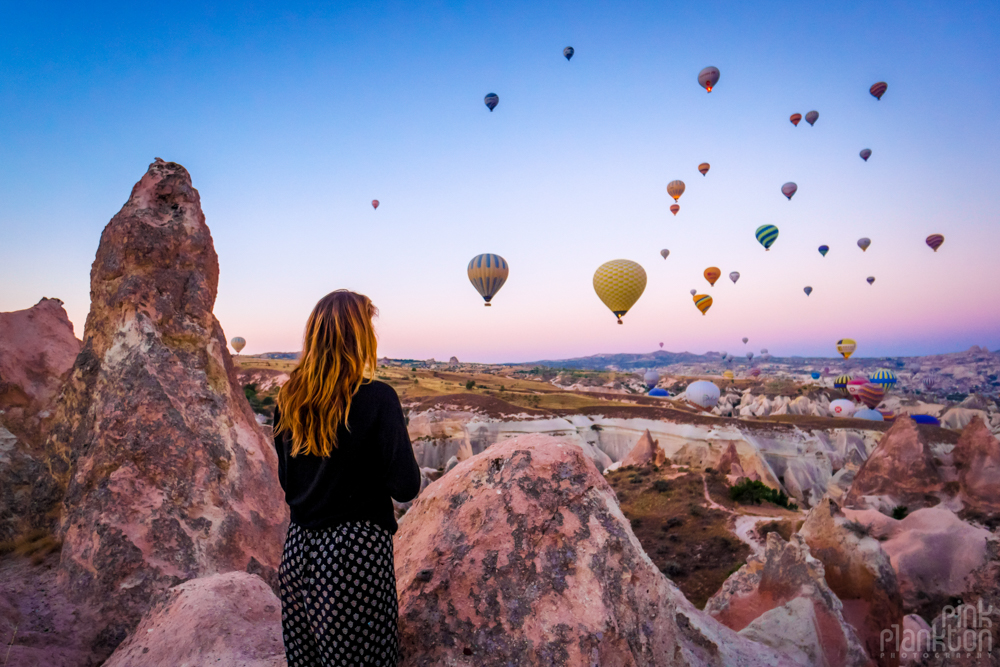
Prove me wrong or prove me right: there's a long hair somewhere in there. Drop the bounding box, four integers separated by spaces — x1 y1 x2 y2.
275 290 378 457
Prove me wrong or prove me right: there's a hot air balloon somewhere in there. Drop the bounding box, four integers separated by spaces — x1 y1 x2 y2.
830 399 856 418
921 375 938 391
686 380 720 408
660 249 670 259
926 234 944 252
811 371 821 379
755 224 779 250
857 238 871 252
854 408 884 421
869 369 897 388
698 66 720 92
836 339 857 359
721 352 728 360
649 387 669 397
693 294 713 315
742 337 749 344
911 414 940 425
761 348 768 354
698 163 710 176
563 46 574 61
834 375 852 394
670 204 680 216
643 370 660 389
860 149 872 162
723 370 735 379
593 259 647 324
371 200 379 210
867 276 875 285
750 368 762 377
230 337 246 354
690 289 697 296
746 351 754 361
790 113 802 126
818 245 829 257
781 182 798 200
805 110 819 126
468 254 509 306
824 367 831 375
870 82 888 100
804 286 813 296
659 342 664 348
857 383 885 409
667 180 686 201
847 378 868 400
729 271 740 284
704 267 721 286
484 93 499 111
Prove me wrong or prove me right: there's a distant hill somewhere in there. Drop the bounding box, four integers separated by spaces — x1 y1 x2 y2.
524 350 722 370
248 352 300 360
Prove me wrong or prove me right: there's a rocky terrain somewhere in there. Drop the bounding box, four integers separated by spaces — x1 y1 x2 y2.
2 159 998 666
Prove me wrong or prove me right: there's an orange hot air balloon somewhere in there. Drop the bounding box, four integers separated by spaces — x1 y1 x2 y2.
667 180 686 201
698 163 710 176
670 204 680 216
693 294 713 315
790 113 802 126
704 267 721 286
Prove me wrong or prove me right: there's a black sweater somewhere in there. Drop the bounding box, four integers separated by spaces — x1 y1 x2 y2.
272 380 421 534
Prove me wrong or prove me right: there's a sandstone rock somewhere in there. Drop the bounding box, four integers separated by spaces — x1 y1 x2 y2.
799 498 903 666
705 532 871 666
718 441 742 476
103 572 285 667
0 424 62 543
45 159 289 658
951 417 1000 518
394 433 794 666
456 438 474 462
844 417 943 511
899 615 930 667
940 407 989 431
620 428 668 467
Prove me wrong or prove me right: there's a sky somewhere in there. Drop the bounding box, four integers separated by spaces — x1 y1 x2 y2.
2 1 999 363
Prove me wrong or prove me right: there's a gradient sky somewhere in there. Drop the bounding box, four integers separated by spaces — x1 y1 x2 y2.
2 1 999 363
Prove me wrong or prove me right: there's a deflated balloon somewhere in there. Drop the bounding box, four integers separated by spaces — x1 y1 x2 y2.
926 234 944 252
670 204 680 216
667 180 686 201
643 370 660 388
867 276 875 285
563 46 574 61
660 249 670 259
729 271 740 284
693 294 713 315
860 149 872 162
790 113 802 126
593 259 647 324
818 245 829 257
704 267 721 286
230 337 246 354
468 254 509 306
854 408 884 421
837 338 857 359
686 380 720 408
870 82 888 100
803 286 813 296
698 66 720 92
755 224 779 250
484 93 499 111
857 238 871 252
371 200 379 210
698 163 710 176
805 110 819 126
781 182 798 200
830 399 856 418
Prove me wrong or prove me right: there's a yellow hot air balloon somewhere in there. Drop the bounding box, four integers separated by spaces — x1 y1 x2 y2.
723 370 735 379
593 260 647 324
703 267 721 286
667 180 685 201
836 338 857 360
230 337 246 354
467 254 509 306
698 163 710 176
693 294 713 315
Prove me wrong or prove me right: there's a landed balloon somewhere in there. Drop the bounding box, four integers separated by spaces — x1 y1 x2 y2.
484 93 499 111
846 378 868 399
667 180 686 201
834 375 852 393
837 339 857 359
870 82 888 100
854 408 884 421
869 369 897 388
371 199 379 210
911 414 941 426
698 66 720 92
693 294 713 315
858 383 886 409
755 224 779 250
704 267 721 286
648 387 669 397
805 110 819 126
670 204 680 216
857 237 871 252
867 276 875 285
230 337 246 354
563 46 574 61
643 370 660 388
810 371 821 379
660 249 670 260
729 271 740 284
790 113 802 126
698 163 710 176
742 337 749 344
468 254 509 306
860 149 872 162
593 259 647 324
830 399 857 418
686 380 720 409
926 234 944 252
818 245 829 257
781 182 798 200
723 370 735 379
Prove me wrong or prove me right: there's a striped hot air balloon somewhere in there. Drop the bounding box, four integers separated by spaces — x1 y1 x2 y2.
467 254 509 306
230 337 246 354
926 234 945 252
693 294 713 315
593 259 647 324
670 204 680 216
870 82 888 100
857 383 885 409
834 375 852 395
869 369 897 388
667 180 686 201
484 93 499 111
818 245 829 257
790 113 802 126
698 163 710 176
755 225 779 250
836 339 857 359
704 267 721 286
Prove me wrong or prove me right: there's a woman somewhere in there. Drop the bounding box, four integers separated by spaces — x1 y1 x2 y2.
273 290 421 666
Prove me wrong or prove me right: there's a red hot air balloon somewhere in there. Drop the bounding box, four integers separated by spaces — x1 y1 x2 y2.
790 113 802 126
670 204 680 216
870 82 888 100
926 234 945 252
372 200 379 210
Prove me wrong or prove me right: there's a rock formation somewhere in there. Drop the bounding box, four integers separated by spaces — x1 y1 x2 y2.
394 433 795 666
620 428 668 467
717 441 743 476
951 416 1000 518
103 571 284 667
44 159 289 657
704 532 871 666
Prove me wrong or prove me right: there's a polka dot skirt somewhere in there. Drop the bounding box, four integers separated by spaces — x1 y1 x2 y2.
279 520 399 666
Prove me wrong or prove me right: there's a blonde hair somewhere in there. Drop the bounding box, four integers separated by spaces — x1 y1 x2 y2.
275 290 378 457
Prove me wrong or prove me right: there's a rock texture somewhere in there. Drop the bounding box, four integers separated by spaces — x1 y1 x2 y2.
705 532 871 666
951 416 1000 518
103 571 285 667
394 433 795 666
620 428 668 467
45 159 289 658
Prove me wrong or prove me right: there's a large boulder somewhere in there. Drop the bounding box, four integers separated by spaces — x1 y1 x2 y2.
103 572 285 667
799 498 903 667
620 428 668 467
394 433 795 666
704 532 871 666
45 159 289 658
951 417 1000 518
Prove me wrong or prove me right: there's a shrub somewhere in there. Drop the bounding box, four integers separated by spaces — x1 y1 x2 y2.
661 561 685 577
465 379 476 390
689 504 705 517
844 520 872 538
651 480 671 493
729 479 798 510
891 505 909 520
665 517 683 529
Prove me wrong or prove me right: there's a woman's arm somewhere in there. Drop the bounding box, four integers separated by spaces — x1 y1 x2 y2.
378 385 421 502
